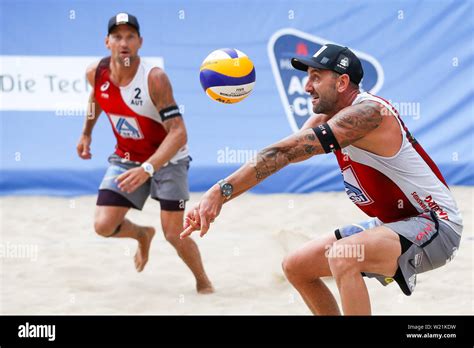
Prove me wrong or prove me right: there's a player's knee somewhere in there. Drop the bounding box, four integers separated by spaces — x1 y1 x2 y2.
282 252 303 282
327 242 360 277
281 255 291 277
164 230 180 246
94 219 116 237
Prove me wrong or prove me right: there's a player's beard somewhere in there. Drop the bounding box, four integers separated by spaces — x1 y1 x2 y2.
313 98 333 114
313 86 338 114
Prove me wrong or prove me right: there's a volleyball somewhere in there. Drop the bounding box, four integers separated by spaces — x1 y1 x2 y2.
199 48 256 104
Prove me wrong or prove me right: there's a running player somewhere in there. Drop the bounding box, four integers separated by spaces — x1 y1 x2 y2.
180 44 462 311
77 12 213 293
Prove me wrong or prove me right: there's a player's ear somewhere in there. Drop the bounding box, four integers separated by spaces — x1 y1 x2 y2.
139 36 143 48
337 74 350 92
105 36 110 49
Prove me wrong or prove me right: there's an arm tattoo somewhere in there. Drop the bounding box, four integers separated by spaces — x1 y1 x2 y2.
251 130 323 181
250 102 382 182
329 101 383 148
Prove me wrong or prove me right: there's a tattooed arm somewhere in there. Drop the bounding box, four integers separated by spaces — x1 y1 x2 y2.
328 100 383 148
301 113 329 130
180 101 383 238
227 128 322 200
228 101 383 199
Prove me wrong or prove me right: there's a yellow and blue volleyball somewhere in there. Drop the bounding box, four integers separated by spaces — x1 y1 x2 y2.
199 48 256 104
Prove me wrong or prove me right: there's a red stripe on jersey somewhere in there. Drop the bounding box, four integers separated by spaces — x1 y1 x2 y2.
335 150 420 223
94 57 168 163
369 94 449 188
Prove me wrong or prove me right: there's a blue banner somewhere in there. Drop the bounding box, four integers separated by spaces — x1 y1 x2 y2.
1 0 473 196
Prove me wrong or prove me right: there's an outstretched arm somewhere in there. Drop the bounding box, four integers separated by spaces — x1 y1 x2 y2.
227 128 322 200
181 101 382 238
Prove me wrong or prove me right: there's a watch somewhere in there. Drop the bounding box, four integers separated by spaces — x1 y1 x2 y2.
141 162 154 177
217 179 233 199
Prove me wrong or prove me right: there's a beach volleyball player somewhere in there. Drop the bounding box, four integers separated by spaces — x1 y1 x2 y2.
76 13 213 293
181 44 463 312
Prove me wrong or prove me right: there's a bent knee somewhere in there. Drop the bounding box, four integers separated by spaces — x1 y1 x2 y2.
282 252 307 282
281 255 291 277
164 230 181 245
94 220 118 237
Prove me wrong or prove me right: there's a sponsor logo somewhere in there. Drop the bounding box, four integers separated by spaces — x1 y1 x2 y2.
267 28 384 132
384 277 394 284
345 182 370 204
163 108 180 118
411 192 449 220
408 274 417 292
0 56 163 111
416 221 434 241
337 56 349 69
100 81 110 91
343 166 374 206
409 252 423 268
116 13 129 23
414 252 423 267
424 195 449 220
100 82 110 99
109 114 143 139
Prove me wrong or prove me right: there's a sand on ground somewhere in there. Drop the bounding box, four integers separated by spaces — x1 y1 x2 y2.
0 187 472 314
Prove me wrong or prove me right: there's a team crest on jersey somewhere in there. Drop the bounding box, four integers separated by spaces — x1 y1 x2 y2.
343 166 374 206
267 28 384 132
109 114 144 139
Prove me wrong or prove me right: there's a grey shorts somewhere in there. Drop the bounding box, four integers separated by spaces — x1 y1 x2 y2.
335 210 462 296
98 154 190 210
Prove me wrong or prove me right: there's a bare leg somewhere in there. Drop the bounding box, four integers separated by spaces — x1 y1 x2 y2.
331 269 371 315
327 226 401 315
118 218 155 273
94 206 155 272
282 235 341 315
161 210 213 294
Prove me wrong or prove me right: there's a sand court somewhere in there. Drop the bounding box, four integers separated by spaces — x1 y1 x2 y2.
0 187 472 315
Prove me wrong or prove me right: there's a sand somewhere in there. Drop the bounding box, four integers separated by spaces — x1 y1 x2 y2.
0 187 472 315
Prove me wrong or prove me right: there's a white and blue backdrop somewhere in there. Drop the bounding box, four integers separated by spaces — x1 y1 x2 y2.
1 0 473 196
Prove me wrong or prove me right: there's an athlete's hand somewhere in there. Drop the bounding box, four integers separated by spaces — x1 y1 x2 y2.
180 185 225 239
77 134 92 159
116 167 150 194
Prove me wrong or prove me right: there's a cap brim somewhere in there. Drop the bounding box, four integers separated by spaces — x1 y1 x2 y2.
108 23 140 35
291 57 328 72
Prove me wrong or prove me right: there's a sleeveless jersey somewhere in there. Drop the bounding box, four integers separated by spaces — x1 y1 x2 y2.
94 57 189 163
334 92 462 232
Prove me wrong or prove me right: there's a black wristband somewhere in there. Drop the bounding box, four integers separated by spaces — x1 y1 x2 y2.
312 123 341 153
159 105 181 121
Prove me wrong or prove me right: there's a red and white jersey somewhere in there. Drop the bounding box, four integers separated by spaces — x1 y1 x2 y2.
94 57 189 163
334 92 462 231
